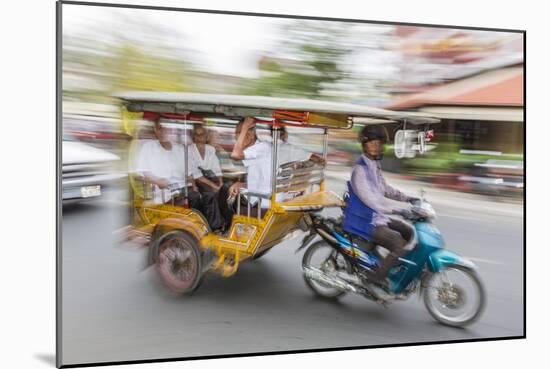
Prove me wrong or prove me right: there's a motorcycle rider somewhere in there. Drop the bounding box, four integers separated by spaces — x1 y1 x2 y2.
343 125 419 286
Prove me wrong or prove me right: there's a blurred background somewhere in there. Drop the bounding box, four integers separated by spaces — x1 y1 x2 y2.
60 4 524 365
62 6 524 202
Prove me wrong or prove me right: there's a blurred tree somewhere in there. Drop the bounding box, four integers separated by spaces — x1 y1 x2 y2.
247 21 351 98
62 16 192 104
106 44 189 93
63 40 191 104
246 21 394 101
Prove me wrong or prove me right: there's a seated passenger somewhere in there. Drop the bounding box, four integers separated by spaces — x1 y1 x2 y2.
133 118 200 206
132 118 223 230
189 124 223 193
218 117 272 229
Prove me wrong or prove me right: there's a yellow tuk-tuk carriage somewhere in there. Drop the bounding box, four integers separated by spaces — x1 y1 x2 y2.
116 92 439 295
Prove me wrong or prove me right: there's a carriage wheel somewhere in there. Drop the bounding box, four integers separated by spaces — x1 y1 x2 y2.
156 230 203 295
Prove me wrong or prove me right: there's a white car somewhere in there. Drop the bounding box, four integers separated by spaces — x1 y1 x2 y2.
62 137 126 202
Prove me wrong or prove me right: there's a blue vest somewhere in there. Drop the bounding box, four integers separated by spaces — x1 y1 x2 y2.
342 159 376 241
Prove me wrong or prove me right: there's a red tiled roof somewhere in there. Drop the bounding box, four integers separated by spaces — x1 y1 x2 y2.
449 74 523 105
387 67 523 110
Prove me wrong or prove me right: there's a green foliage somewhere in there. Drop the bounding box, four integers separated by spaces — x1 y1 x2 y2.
106 44 189 94
63 27 191 104
246 21 352 98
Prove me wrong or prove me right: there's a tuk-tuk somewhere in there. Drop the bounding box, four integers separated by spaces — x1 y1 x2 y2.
116 92 438 295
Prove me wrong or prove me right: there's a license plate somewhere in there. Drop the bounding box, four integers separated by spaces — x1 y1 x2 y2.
81 185 101 198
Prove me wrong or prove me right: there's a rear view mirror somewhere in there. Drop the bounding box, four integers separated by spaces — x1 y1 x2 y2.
417 131 426 154
394 129 429 158
393 130 417 158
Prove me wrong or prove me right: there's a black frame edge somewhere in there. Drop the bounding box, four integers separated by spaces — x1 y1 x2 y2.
56 1 63 367
522 30 526 338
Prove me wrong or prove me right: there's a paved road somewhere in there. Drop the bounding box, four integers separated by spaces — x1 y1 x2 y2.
60 182 523 366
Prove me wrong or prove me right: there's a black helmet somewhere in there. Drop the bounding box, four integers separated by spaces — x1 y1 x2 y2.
359 125 387 144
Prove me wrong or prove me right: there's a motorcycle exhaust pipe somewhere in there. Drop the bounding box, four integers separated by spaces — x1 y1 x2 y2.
303 266 360 293
303 266 392 305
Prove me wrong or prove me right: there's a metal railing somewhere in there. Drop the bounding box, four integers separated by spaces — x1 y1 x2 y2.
135 176 193 206
237 188 271 220
275 163 324 195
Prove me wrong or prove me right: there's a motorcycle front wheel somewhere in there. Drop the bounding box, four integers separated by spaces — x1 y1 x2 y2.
423 265 486 327
302 240 351 299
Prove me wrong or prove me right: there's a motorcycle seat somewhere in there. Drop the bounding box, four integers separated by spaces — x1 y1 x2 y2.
346 233 376 252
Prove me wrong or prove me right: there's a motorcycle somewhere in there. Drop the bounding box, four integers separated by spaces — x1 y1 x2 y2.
298 192 486 327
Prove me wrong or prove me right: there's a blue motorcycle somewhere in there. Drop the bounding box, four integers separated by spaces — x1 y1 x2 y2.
298 194 486 327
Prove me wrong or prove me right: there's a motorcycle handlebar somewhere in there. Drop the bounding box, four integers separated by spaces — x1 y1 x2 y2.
392 208 415 220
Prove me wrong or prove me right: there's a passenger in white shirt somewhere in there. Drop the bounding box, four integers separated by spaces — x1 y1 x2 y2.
230 117 273 202
189 124 223 193
218 117 272 229
132 118 224 230
133 119 199 205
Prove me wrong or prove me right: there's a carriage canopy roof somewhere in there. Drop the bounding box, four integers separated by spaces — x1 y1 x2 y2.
115 92 440 128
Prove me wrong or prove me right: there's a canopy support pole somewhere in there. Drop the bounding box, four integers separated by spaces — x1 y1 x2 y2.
271 122 280 206
184 115 189 203
321 128 329 191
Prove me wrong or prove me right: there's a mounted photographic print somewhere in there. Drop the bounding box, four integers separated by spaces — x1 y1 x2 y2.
57 1 525 367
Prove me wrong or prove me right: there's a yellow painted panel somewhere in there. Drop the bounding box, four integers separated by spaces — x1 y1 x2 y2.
278 191 344 209
256 212 304 250
121 105 143 137
307 113 350 128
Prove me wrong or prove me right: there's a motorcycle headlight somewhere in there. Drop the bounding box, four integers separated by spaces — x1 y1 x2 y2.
412 202 436 220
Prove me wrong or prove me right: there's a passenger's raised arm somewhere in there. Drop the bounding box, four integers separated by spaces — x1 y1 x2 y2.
231 117 256 160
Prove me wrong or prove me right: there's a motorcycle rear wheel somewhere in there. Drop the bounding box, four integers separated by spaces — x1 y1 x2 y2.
302 241 351 299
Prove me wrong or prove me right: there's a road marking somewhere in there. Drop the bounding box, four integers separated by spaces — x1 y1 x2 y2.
438 213 489 222
96 199 130 206
438 212 522 223
463 257 505 266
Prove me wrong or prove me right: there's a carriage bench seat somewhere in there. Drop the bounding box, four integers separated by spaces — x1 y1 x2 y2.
278 191 344 212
